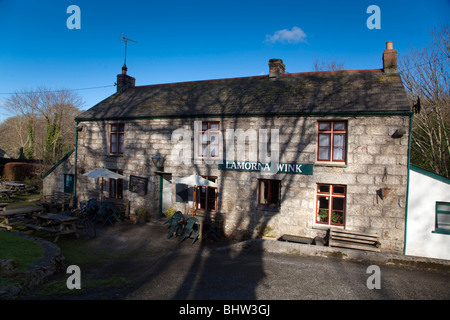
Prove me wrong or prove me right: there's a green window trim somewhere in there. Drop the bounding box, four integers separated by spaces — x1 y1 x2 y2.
433 202 450 235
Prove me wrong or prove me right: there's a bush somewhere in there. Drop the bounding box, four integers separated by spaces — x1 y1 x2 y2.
163 206 176 218
2 162 48 181
135 207 147 217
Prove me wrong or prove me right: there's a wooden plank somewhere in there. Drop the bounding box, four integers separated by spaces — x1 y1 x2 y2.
0 223 13 230
280 234 313 244
331 229 379 239
330 232 380 243
25 224 59 233
1 206 43 216
331 237 378 246
330 233 379 242
329 239 381 252
330 230 379 242
329 229 381 252
331 241 380 252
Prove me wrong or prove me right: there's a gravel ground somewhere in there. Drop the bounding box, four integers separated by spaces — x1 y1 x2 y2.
16 221 450 302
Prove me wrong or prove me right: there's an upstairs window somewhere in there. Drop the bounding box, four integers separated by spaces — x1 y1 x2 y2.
110 124 124 154
317 121 347 162
198 121 220 158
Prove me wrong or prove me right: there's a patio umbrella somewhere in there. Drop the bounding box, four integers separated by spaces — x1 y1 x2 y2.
171 174 220 216
83 168 125 179
82 168 125 201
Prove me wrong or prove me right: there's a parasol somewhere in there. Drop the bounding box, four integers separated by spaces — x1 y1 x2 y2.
82 168 125 201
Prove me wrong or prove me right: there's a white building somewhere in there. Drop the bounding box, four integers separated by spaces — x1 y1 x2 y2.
405 165 450 260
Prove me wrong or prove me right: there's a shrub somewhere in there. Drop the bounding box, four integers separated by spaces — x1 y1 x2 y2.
135 207 147 217
163 206 176 218
2 162 48 181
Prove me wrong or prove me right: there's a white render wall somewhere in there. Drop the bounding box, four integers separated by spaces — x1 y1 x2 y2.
405 167 450 260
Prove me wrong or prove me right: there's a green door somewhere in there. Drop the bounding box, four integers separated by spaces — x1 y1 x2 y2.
64 174 74 193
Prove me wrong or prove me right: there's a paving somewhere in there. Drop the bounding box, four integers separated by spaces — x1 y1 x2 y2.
14 220 450 301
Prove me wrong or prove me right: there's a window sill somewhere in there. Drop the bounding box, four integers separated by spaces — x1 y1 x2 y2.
312 224 345 230
106 154 124 157
256 205 280 212
432 228 450 235
193 210 217 217
314 161 347 168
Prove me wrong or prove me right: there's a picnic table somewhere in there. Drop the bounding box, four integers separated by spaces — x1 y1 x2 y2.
26 212 79 242
0 182 34 199
0 206 44 230
0 188 12 200
2 181 25 190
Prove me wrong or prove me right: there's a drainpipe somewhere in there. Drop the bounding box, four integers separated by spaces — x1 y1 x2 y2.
159 175 163 218
403 112 413 255
73 120 79 207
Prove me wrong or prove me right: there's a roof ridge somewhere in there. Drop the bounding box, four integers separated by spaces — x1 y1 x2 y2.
134 68 383 89
285 68 382 76
135 74 267 89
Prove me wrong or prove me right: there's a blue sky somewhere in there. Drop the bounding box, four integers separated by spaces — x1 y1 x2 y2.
0 0 449 121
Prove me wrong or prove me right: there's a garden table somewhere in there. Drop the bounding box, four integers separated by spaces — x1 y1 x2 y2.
26 212 79 242
0 206 44 230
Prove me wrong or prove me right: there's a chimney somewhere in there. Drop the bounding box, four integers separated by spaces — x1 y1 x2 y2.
382 42 397 73
116 65 136 93
269 59 285 78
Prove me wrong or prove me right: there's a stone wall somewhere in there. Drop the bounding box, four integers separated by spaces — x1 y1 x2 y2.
42 153 75 197
75 115 410 253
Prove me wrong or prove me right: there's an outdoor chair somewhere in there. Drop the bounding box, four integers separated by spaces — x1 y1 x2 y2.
178 217 200 244
97 201 121 226
82 198 98 215
166 211 184 239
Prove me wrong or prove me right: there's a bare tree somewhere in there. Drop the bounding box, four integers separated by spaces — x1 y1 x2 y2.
0 87 84 163
313 58 345 72
0 115 29 157
399 24 450 178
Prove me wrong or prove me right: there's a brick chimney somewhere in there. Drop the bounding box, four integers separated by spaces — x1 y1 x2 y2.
116 65 136 93
382 42 397 73
269 59 285 78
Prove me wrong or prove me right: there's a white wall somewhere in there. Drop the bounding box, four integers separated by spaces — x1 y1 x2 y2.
405 167 450 260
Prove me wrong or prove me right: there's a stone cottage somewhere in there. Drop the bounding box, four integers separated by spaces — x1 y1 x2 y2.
44 42 412 253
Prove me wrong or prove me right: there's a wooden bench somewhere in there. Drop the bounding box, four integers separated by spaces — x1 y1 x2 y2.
279 234 314 245
43 192 72 211
25 224 60 233
329 229 381 252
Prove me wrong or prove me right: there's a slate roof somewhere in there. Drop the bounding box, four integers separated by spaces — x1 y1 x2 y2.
76 69 411 121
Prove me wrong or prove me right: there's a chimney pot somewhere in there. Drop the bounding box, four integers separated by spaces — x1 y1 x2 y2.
269 59 285 78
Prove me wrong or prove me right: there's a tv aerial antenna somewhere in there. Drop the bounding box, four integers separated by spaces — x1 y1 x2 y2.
120 33 138 67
